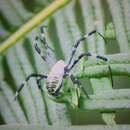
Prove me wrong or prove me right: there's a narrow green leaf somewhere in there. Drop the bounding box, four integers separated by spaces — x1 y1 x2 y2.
80 0 96 53
0 81 28 123
0 0 23 29
122 0 130 45
9 0 33 21
6 47 39 123
0 92 18 124
92 0 106 54
107 0 130 52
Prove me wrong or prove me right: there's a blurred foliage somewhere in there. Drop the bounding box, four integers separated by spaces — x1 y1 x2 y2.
0 0 130 128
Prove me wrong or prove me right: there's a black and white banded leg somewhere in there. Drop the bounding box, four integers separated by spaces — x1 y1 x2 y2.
34 38 47 61
14 73 47 100
68 30 106 66
34 26 54 62
69 74 89 99
68 52 114 87
40 25 54 53
36 76 47 92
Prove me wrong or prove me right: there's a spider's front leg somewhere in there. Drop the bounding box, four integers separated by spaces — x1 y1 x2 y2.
14 73 47 100
68 30 106 66
69 74 90 99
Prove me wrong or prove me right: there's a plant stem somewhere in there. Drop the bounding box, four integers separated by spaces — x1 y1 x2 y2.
81 99 130 111
85 53 130 67
77 64 130 78
0 0 71 53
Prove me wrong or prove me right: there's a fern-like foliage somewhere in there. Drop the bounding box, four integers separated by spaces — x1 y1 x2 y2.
0 0 130 127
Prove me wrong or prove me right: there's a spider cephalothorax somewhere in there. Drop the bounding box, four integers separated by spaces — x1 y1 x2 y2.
14 26 113 100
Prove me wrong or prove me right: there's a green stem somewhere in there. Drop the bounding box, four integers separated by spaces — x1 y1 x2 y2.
0 0 71 53
81 99 130 111
77 64 130 78
89 89 130 100
85 53 130 67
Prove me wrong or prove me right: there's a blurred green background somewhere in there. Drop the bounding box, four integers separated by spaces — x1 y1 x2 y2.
0 0 130 128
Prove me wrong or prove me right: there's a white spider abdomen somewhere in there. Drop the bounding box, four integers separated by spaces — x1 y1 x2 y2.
46 60 67 96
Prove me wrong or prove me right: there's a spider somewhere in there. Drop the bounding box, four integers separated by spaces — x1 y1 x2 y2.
14 26 113 100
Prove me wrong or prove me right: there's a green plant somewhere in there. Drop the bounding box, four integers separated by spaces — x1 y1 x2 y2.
0 0 130 128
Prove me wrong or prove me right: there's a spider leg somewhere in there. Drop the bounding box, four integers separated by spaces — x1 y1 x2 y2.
34 39 47 62
69 74 89 99
68 52 114 88
40 25 54 53
68 30 106 66
14 73 47 100
34 25 54 62
36 76 46 92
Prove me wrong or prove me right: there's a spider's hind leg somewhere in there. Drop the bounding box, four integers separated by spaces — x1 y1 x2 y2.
40 25 54 53
69 74 90 99
34 26 55 65
14 73 47 100
34 37 47 62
